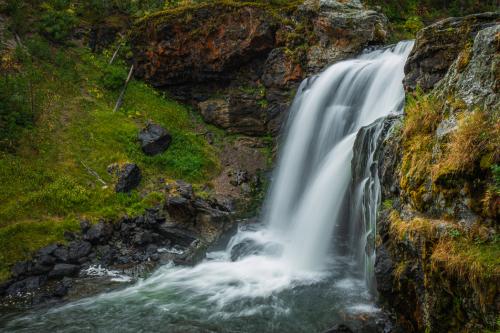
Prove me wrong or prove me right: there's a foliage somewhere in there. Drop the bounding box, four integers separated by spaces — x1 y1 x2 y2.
39 4 78 42
0 41 220 280
365 0 499 40
100 64 127 90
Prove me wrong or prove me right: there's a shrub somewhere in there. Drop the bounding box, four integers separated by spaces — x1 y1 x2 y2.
39 5 77 42
100 65 127 91
0 73 34 150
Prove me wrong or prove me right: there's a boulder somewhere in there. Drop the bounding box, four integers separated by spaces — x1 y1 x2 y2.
115 163 141 193
48 264 80 279
67 241 92 263
53 247 69 262
11 261 32 278
157 225 198 247
138 123 172 156
404 12 499 92
84 221 113 244
6 276 46 296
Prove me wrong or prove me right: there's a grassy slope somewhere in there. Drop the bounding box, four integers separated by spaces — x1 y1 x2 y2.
0 46 220 281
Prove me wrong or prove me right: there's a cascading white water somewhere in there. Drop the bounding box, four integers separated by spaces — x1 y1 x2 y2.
2 41 414 333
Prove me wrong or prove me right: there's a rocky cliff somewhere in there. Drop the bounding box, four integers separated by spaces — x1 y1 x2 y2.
375 13 499 333
131 0 387 136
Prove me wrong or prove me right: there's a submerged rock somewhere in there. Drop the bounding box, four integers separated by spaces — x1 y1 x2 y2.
138 123 172 156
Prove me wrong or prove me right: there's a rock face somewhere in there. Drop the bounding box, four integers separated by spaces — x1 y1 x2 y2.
138 123 172 156
404 12 499 92
306 0 387 73
115 163 141 193
376 17 500 333
132 1 387 136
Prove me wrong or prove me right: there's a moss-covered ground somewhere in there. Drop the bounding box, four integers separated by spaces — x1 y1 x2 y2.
0 44 220 281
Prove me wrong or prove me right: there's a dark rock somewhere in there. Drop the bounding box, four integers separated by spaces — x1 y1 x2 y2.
80 219 91 233
53 247 69 263
175 180 194 199
6 276 46 296
374 245 394 294
84 221 113 244
48 264 80 279
324 324 354 333
138 123 172 156
11 261 33 278
165 196 195 223
68 241 92 262
115 163 141 193
36 244 58 257
53 278 73 297
133 231 153 246
37 254 56 266
63 231 76 241
157 225 198 247
404 12 499 92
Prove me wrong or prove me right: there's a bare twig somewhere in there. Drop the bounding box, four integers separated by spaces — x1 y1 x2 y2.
113 64 134 113
109 44 122 65
81 161 107 186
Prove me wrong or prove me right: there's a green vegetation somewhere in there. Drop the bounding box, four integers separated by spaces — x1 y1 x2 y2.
388 211 500 283
364 0 499 40
0 26 219 280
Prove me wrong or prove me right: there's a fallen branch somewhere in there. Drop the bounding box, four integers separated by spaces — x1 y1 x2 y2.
81 161 107 186
108 44 122 65
113 64 134 113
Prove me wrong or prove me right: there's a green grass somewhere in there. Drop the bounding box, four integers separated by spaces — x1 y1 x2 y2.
0 45 220 280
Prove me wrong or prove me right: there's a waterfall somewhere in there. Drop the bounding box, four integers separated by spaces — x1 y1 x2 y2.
2 41 415 332
265 41 414 275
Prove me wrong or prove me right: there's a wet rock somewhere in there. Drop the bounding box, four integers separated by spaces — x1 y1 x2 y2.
115 163 141 193
48 264 80 279
157 225 198 247
84 221 113 244
324 324 354 333
138 123 172 156
53 278 73 297
6 276 46 295
68 241 92 263
404 12 499 92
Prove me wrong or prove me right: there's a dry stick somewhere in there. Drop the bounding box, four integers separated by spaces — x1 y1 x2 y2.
108 44 122 65
113 64 134 113
81 161 107 186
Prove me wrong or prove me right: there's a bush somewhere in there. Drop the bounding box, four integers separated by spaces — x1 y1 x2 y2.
0 73 34 150
100 65 127 90
39 5 77 42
